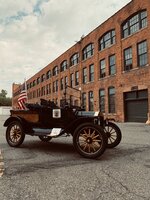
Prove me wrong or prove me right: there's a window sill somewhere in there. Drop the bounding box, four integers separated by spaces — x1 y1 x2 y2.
122 64 149 74
82 55 94 62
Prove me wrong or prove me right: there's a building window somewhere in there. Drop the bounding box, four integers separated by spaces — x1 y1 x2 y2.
33 80 36 87
53 80 58 92
41 86 45 96
89 64 94 82
122 10 147 38
70 73 74 87
82 92 86 110
33 90 36 98
30 82 33 88
37 77 40 85
82 67 87 84
41 74 45 82
46 70 51 79
82 43 94 60
65 76 68 87
109 55 116 75
70 53 79 66
100 59 106 78
27 84 29 90
53 66 59 76
37 88 41 97
137 40 148 67
88 91 94 111
99 30 115 51
60 60 67 72
124 47 132 71
108 87 115 113
46 83 51 95
60 78 63 90
75 71 79 86
99 89 105 113
56 80 58 92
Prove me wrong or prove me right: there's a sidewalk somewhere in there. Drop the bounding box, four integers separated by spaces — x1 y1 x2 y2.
0 149 4 177
0 116 6 178
0 115 9 122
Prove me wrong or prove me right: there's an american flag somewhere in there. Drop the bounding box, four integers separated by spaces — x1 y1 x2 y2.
18 82 28 110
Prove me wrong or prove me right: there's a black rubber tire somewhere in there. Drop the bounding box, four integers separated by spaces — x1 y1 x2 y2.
73 122 107 159
104 122 122 148
39 135 52 142
6 121 25 147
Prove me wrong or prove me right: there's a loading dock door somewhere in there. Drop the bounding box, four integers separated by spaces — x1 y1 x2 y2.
124 90 148 122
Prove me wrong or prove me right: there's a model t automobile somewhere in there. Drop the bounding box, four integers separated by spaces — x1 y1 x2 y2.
4 99 122 159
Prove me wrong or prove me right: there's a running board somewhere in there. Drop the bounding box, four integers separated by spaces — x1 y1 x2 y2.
32 128 63 137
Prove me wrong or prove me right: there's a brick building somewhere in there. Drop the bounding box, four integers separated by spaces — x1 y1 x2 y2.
12 0 150 122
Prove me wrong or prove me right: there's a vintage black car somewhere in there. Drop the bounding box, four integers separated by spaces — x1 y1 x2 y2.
3 99 122 159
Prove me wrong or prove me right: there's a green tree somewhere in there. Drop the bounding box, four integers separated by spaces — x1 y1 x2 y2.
0 89 7 98
0 90 12 106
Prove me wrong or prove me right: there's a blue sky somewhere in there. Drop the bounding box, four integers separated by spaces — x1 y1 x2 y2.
0 0 131 97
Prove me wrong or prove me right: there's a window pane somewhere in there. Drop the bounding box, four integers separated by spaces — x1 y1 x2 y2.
99 89 105 113
82 43 94 60
100 59 106 78
89 64 94 82
138 41 148 67
89 91 94 111
122 10 147 38
99 30 115 51
109 55 116 75
124 47 132 71
108 87 115 113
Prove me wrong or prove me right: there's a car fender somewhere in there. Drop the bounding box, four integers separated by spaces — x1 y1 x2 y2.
3 116 25 127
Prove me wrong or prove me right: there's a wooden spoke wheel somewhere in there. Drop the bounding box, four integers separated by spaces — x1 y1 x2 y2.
73 123 107 159
104 122 122 148
6 121 25 147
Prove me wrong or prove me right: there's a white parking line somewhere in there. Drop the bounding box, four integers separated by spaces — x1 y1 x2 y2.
0 149 4 177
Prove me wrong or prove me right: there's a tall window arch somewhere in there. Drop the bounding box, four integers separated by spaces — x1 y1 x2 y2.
37 77 40 85
122 10 147 38
46 70 51 79
99 30 115 51
82 43 94 60
41 74 45 82
53 66 59 76
70 53 79 66
60 60 67 72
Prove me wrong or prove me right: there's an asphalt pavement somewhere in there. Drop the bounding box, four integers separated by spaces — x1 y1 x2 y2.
0 115 150 200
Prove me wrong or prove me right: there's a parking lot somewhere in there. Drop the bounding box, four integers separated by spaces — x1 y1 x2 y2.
0 115 150 200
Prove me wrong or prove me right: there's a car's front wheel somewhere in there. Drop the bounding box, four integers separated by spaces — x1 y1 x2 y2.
6 121 25 147
73 123 107 159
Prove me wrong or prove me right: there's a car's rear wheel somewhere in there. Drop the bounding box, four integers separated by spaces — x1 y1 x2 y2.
39 135 52 142
104 122 122 148
6 121 25 147
73 123 107 159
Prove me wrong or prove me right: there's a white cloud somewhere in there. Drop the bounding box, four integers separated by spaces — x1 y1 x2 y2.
0 0 131 97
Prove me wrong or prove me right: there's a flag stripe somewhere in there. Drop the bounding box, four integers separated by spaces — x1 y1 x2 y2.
18 87 27 110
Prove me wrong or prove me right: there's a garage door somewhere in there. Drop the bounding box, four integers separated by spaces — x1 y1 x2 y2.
124 90 148 122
